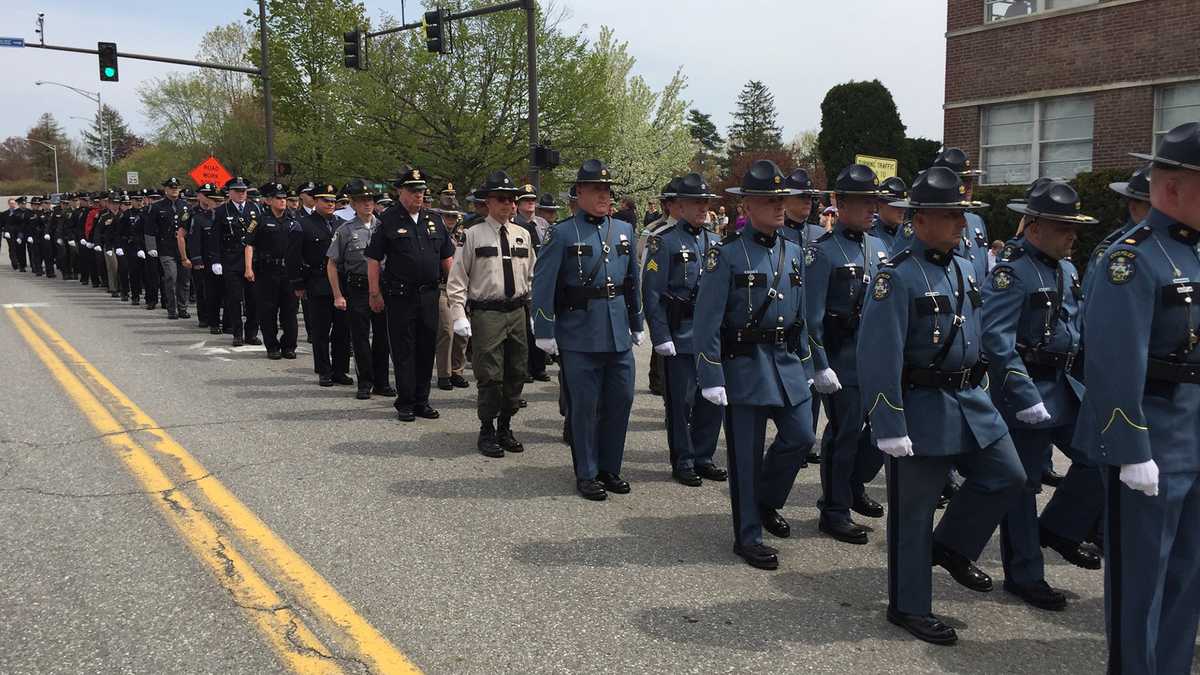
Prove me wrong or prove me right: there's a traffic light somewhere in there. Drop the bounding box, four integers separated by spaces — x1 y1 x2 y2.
424 8 448 54
343 29 366 70
533 145 561 170
98 42 118 82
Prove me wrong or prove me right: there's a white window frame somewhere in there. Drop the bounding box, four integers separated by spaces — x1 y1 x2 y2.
984 0 1099 23
979 96 1094 186
1153 81 1200 151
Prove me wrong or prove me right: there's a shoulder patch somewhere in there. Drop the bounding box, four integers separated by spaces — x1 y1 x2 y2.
902 222 914 239
1122 226 1153 247
646 234 660 256
872 271 893 300
998 242 1025 262
991 266 1015 291
1108 250 1136 284
804 246 817 267
705 246 721 272
542 226 555 246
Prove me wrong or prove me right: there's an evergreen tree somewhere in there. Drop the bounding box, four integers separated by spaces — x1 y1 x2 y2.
817 79 906 186
82 105 142 166
687 109 723 153
727 80 783 155
26 113 70 185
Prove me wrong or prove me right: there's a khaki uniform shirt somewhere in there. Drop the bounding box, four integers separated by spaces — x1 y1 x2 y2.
446 216 535 323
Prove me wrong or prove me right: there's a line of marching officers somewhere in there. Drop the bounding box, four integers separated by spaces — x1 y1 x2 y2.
5 130 1199 669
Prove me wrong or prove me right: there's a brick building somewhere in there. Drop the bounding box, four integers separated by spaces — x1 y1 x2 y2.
944 0 1200 185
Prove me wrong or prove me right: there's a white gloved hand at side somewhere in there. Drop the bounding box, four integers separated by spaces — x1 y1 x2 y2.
452 318 472 338
211 263 223 276
878 436 915 458
43 234 50 241
1016 402 1052 424
136 250 146 259
2 232 8 239
653 341 676 356
1120 459 1160 497
535 338 558 355
148 249 158 258
105 250 114 257
632 331 644 346
68 240 76 247
115 248 124 256
701 386 728 406
814 368 842 394
56 238 63 245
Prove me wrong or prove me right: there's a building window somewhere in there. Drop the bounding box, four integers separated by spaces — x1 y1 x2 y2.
985 0 1098 23
981 96 1094 185
1154 82 1200 150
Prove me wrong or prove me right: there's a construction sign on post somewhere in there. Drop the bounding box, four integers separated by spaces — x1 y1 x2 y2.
855 154 899 182
188 156 233 188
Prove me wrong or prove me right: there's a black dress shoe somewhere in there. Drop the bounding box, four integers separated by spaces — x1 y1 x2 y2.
672 469 702 487
852 493 885 518
209 326 221 335
1003 580 1067 611
244 336 262 346
518 399 527 408
819 517 868 545
496 427 524 453
1041 468 1065 488
231 337 244 347
267 350 282 360
332 373 354 386
695 464 727 481
734 543 779 571
356 389 372 400
933 542 993 592
146 303 157 310
478 430 504 458
450 374 469 388
319 375 335 387
178 310 190 319
532 372 551 382
597 471 630 494
413 404 440 419
887 609 957 645
167 313 178 320
198 321 208 328
437 377 454 391
1040 527 1102 570
805 449 821 465
282 351 297 360
524 375 534 384
936 481 958 509
396 407 416 422
760 508 791 538
577 479 607 501
372 386 397 397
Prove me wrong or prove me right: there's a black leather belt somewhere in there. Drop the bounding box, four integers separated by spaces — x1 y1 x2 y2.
468 296 528 312
904 361 988 391
723 326 790 345
1147 357 1200 384
662 294 695 318
1017 345 1077 373
564 282 626 301
344 273 370 289
384 281 438 296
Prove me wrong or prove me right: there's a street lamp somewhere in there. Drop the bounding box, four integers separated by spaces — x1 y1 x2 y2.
23 138 60 195
35 80 111 189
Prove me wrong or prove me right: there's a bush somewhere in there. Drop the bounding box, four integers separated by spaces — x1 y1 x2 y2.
974 167 1132 272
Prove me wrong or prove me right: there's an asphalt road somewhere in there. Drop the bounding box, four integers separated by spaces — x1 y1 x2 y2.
0 265 1192 674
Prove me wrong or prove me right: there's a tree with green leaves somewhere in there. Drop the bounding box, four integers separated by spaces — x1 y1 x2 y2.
817 79 906 185
82 105 143 168
687 108 724 183
728 80 783 155
901 137 943 182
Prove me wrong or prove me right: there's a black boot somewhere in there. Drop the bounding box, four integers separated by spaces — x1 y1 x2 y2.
496 417 524 453
477 420 504 458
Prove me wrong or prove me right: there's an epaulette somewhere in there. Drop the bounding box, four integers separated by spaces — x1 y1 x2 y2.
998 240 1025 263
879 247 913 268
1120 225 1153 247
815 230 834 243
720 231 740 245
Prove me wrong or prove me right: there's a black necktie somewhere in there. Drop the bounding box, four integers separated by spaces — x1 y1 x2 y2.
498 224 515 298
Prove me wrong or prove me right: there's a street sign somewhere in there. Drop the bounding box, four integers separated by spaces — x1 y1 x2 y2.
126 171 139 186
0 37 25 48
188 156 233 188
855 154 899 181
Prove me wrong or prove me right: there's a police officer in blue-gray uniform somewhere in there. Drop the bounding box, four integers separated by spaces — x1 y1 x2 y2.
931 148 990 284
642 173 727 487
1073 121 1200 674
872 176 911 254
531 159 645 502
858 167 1024 645
808 164 889 545
983 180 1104 612
693 159 816 570
781 168 827 451
1081 164 1152 307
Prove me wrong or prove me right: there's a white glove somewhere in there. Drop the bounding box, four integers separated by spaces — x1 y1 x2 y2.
2 232 8 239
136 250 146 259
148 249 158 258
211 263 223 276
56 238 63 245
26 237 34 244
535 338 558 355
1016 402 1052 425
701 386 728 406
105 250 114 257
632 331 644 346
115 248 124 256
878 436 915 458
68 240 76 247
452 318 472 338
80 238 87 246
654 341 676 356
1120 460 1160 497
43 234 50 241
814 368 842 394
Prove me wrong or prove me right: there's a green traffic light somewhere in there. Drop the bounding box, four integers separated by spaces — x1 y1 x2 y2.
103 67 115 77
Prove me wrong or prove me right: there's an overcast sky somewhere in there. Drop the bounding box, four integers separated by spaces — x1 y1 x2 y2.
0 0 948 149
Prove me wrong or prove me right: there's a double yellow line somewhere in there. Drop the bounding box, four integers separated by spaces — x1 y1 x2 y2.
8 306 420 675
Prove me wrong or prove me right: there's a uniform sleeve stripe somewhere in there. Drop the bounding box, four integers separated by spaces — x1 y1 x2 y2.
1101 408 1149 434
867 393 904 415
699 353 722 366
535 308 555 322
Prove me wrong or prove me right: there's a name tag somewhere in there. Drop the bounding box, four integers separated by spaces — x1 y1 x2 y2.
512 247 529 258
1164 282 1195 306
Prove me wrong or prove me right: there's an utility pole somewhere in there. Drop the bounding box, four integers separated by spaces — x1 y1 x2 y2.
35 80 109 189
258 0 277 178
524 0 539 192
24 138 59 194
